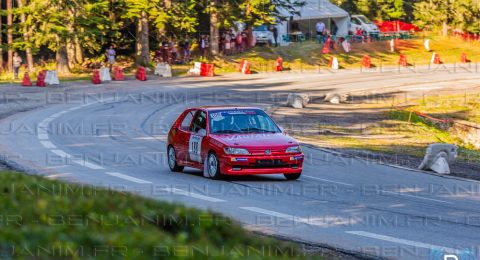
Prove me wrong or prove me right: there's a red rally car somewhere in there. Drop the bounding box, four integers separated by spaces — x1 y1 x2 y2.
167 106 304 180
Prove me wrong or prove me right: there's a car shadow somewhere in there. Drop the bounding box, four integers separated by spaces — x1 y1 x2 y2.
181 168 291 182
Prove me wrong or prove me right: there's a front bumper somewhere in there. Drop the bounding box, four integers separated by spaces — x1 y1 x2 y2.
219 154 304 175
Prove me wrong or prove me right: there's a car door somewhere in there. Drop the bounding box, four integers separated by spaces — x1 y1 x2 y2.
175 109 196 164
188 110 207 164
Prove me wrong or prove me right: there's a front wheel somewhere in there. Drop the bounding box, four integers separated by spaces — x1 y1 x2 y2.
284 173 301 180
207 153 222 179
167 146 184 172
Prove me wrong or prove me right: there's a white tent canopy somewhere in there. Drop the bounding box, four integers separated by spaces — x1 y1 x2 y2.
276 0 350 45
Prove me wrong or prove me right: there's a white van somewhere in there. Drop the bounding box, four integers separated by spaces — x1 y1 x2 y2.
350 15 380 34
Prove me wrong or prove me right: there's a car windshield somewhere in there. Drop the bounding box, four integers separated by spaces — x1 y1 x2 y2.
209 109 281 134
356 15 373 25
254 25 268 31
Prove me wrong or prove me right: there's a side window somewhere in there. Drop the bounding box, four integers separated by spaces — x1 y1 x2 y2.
352 18 361 25
180 110 195 131
191 110 207 133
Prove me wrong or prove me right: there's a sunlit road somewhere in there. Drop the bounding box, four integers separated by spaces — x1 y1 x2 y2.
1 69 480 259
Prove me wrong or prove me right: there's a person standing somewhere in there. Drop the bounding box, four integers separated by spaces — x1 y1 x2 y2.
183 37 191 63
315 20 326 43
106 46 116 70
13 52 22 80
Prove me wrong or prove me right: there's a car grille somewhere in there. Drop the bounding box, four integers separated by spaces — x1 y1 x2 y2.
248 148 285 156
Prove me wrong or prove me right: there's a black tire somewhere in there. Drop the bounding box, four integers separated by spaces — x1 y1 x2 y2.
206 152 222 179
167 146 184 172
284 173 301 180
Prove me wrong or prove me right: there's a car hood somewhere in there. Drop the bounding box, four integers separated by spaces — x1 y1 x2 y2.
211 133 298 148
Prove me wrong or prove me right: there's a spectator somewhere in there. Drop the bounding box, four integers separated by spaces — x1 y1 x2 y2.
13 52 22 80
171 39 178 63
315 20 326 42
200 35 209 58
161 40 169 63
154 47 163 62
241 31 248 50
224 33 231 55
106 46 116 70
183 37 191 63
236 33 243 52
269 25 278 47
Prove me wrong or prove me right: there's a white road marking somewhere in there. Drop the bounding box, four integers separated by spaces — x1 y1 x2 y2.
51 149 71 158
45 173 72 179
345 231 461 255
72 160 104 170
105 172 152 184
241 207 302 221
40 140 57 149
303 175 354 186
380 190 452 204
160 187 225 202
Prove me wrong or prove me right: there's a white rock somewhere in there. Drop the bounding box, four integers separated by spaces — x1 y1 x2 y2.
99 67 111 82
45 70 60 85
324 93 348 104
286 93 309 109
418 143 458 174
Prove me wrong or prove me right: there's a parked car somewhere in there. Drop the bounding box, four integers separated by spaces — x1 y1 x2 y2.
167 107 304 180
253 25 274 45
350 15 380 35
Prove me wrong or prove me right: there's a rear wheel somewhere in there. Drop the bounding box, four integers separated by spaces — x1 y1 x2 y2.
167 146 184 172
207 152 222 179
284 173 301 180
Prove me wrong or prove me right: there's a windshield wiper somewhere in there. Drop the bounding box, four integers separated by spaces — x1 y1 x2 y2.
240 128 277 133
213 130 242 134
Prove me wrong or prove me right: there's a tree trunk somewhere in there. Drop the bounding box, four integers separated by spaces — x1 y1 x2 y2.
0 0 4 72
17 0 34 71
209 0 220 56
74 36 84 64
56 45 70 74
135 11 150 66
7 0 13 72
66 38 76 69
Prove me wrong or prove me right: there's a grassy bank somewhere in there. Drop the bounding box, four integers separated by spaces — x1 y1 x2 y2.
274 91 480 166
2 35 480 83
0 171 303 259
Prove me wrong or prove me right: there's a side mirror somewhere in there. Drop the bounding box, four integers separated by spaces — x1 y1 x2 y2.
279 127 287 134
197 128 207 137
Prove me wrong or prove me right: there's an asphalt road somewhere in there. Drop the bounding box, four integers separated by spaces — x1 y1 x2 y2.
1 69 479 259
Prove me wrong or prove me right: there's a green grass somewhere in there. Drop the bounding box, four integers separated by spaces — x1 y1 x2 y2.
0 171 303 259
407 93 480 124
3 34 480 83
295 107 480 163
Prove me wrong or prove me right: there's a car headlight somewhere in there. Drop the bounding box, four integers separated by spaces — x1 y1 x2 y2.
224 147 250 155
286 146 301 153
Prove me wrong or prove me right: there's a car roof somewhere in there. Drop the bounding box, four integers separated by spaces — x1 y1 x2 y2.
192 106 262 112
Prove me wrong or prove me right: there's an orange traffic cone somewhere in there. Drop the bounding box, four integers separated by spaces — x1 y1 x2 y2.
92 70 101 84
321 43 330 54
36 71 46 87
362 55 371 68
238 59 245 72
136 66 147 81
274 57 283 72
433 53 441 64
113 66 125 81
461 53 469 63
241 60 251 75
21 72 33 87
399 54 407 67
